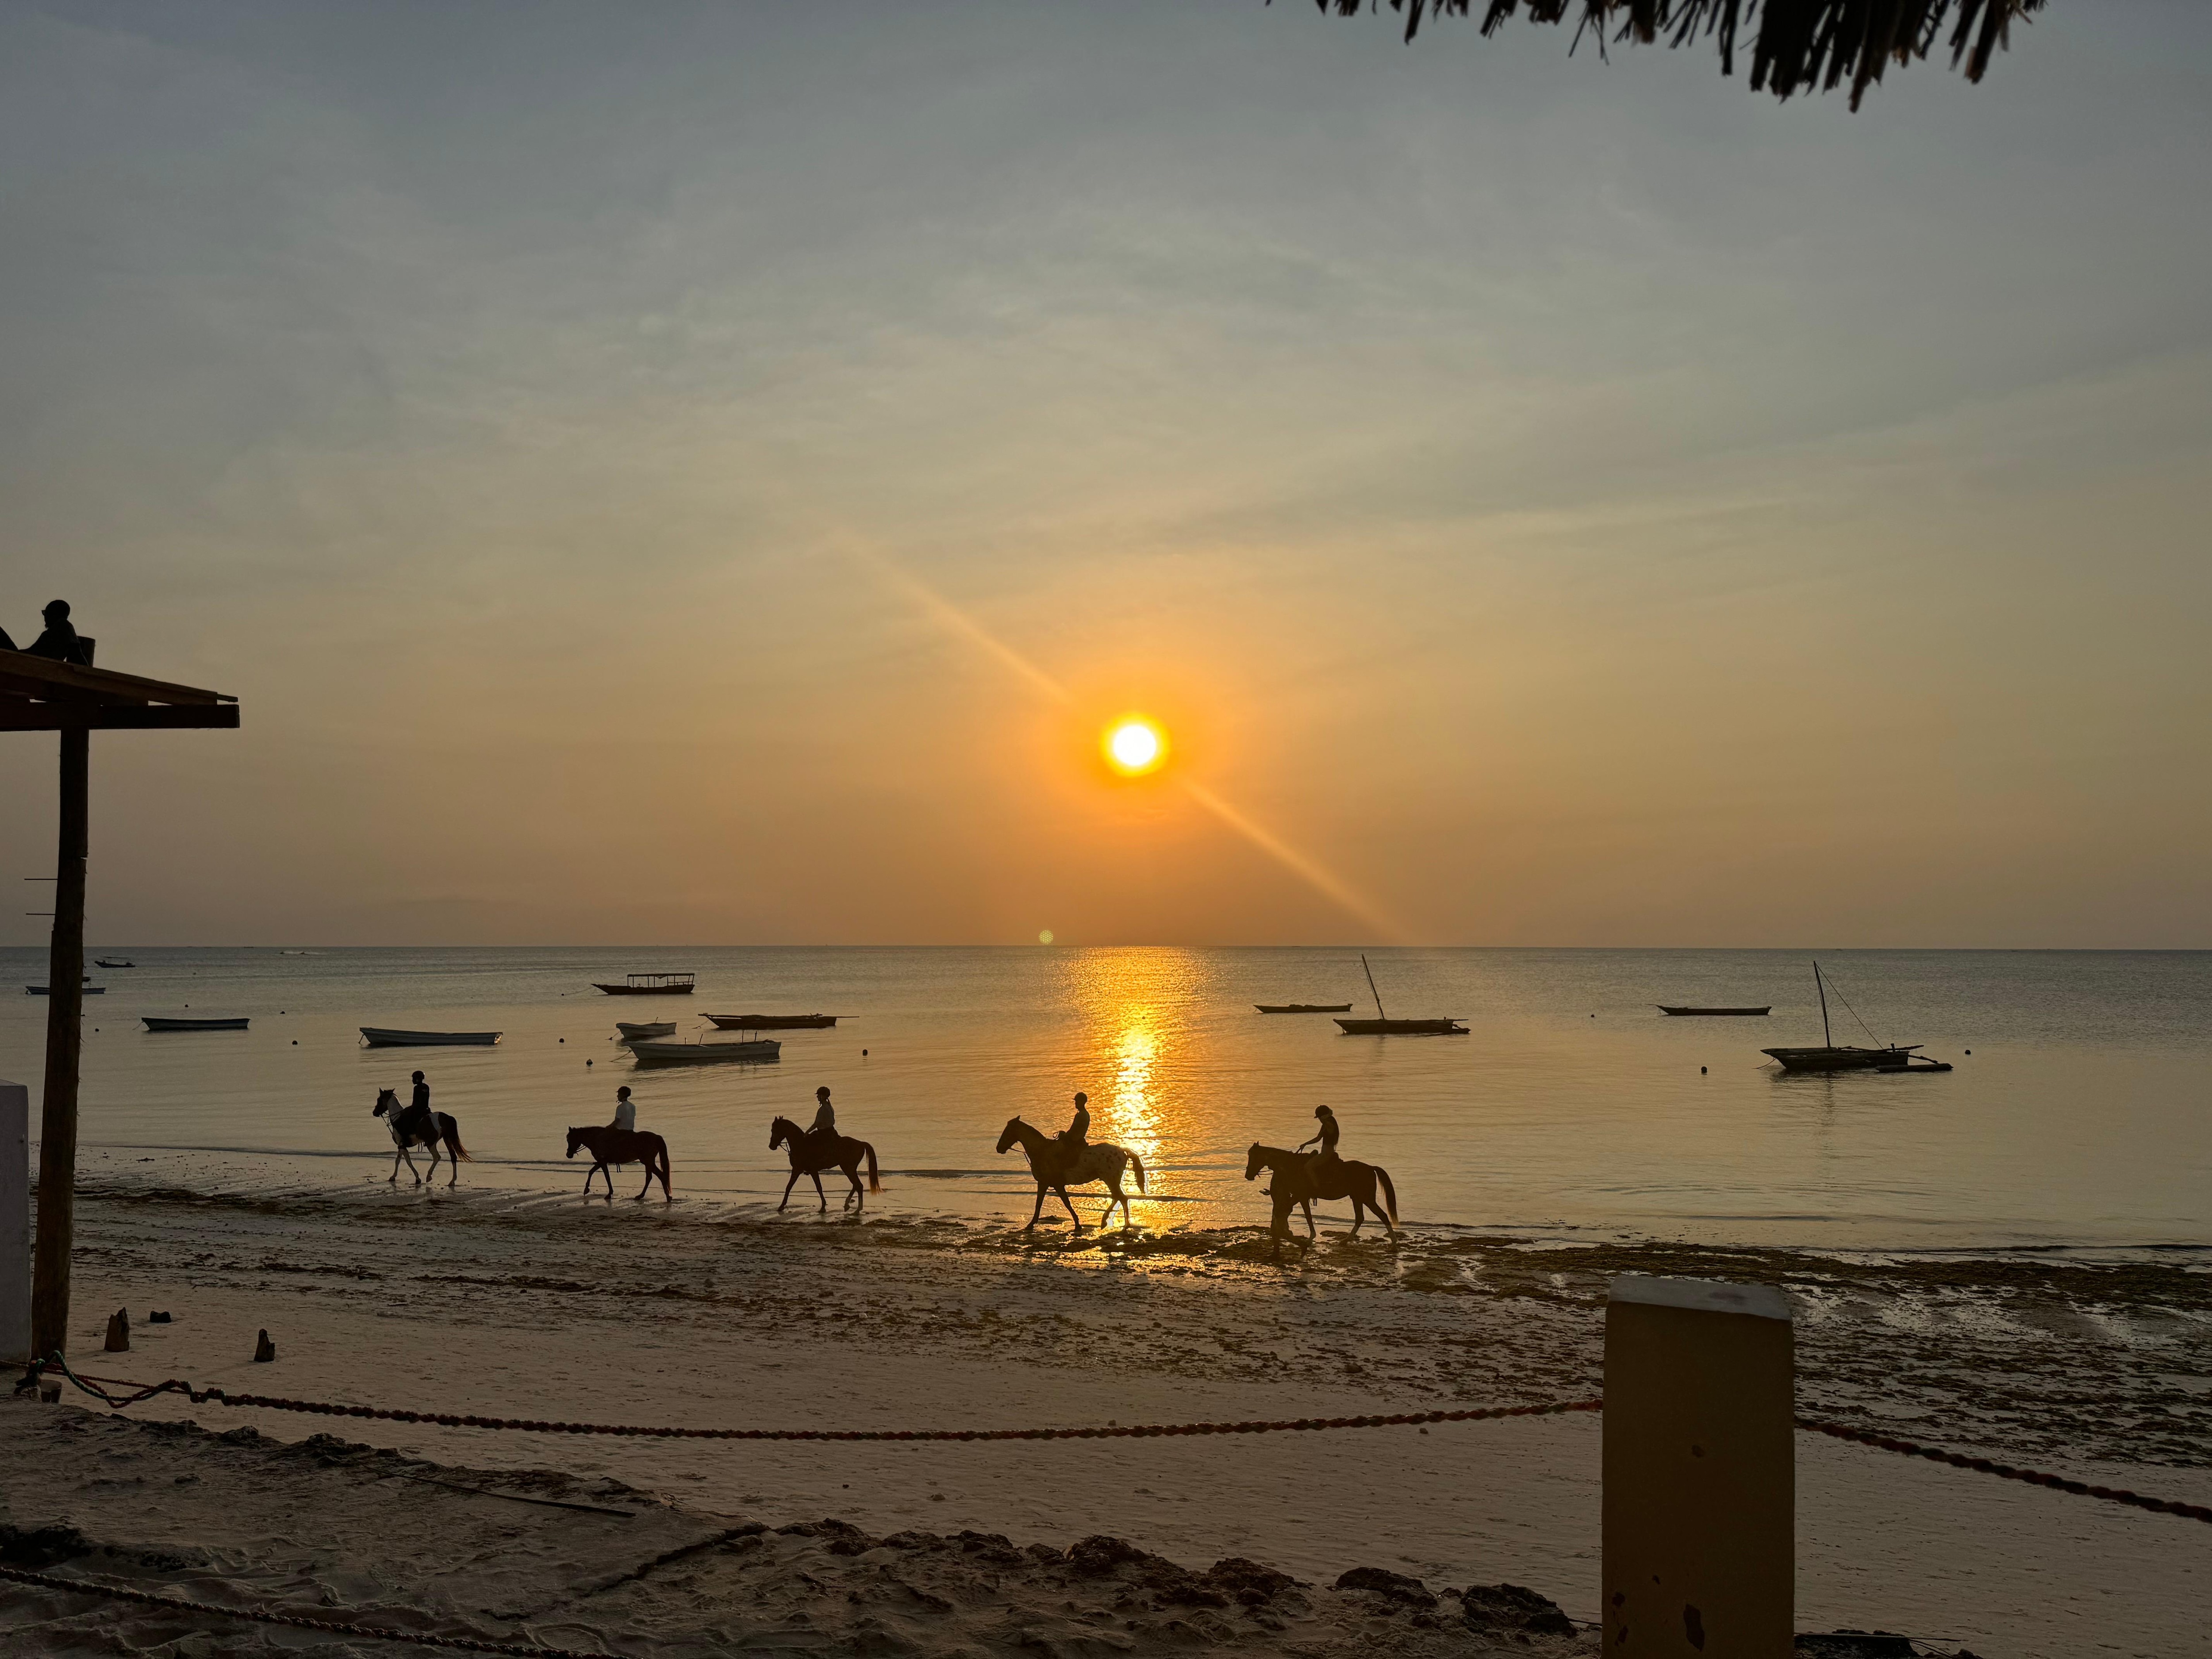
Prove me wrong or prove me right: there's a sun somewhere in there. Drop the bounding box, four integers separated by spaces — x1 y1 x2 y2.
1103 717 1168 777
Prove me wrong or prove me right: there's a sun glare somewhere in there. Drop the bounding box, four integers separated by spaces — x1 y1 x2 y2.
1104 718 1167 776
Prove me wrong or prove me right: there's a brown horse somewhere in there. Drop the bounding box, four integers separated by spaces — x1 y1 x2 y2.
770 1115 882 1212
566 1124 671 1200
1244 1143 1398 1257
995 1116 1146 1232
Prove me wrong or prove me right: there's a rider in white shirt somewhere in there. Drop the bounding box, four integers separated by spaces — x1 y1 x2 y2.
611 1086 637 1134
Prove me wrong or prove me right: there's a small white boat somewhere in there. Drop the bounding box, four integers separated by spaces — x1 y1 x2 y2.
359 1027 503 1047
615 1021 679 1041
627 1037 780 1065
144 1016 250 1032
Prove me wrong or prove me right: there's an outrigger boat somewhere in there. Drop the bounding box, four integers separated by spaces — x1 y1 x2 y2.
360 1027 502 1047
1256 1002 1354 1014
1335 956 1467 1036
94 957 135 969
1657 1005 1771 1017
628 1036 781 1065
592 972 696 996
143 1015 249 1032
1761 963 1951 1074
707 1013 837 1030
614 1020 679 1041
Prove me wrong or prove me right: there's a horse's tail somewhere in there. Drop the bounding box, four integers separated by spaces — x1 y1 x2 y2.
1372 1164 1398 1227
1127 1149 1147 1193
442 1116 472 1161
657 1135 672 1190
862 1141 881 1194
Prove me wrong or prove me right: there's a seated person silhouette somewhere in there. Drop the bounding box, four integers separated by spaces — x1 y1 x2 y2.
804 1085 839 1153
1055 1091 1091 1164
22 600 92 665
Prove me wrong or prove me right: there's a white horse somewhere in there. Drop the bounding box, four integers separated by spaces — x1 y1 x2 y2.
372 1087 471 1187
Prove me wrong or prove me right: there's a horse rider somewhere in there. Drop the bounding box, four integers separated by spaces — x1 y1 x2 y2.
1296 1104 1342 1177
398 1070 434 1143
610 1085 637 1134
1055 1091 1091 1166
804 1085 838 1154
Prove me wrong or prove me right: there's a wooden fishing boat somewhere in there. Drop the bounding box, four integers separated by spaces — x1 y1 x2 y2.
627 1036 781 1064
1761 963 1949 1074
359 1027 503 1047
1333 956 1467 1035
27 983 103 995
1255 1003 1354 1014
592 972 696 996
1657 1005 1771 1017
706 1013 837 1030
143 1016 249 1032
615 1020 679 1041
94 957 135 969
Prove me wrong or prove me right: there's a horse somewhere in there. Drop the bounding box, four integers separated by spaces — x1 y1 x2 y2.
770 1116 882 1213
372 1087 471 1187
995 1116 1146 1232
1244 1143 1398 1256
565 1124 672 1201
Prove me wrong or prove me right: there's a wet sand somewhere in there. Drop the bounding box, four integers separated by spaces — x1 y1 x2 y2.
10 1149 2210 1657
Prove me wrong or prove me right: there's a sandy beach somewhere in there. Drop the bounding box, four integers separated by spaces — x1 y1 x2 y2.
5 1151 2207 1657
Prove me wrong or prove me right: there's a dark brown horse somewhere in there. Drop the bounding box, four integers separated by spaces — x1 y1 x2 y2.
566 1124 672 1200
995 1116 1146 1232
770 1115 882 1212
1244 1143 1398 1257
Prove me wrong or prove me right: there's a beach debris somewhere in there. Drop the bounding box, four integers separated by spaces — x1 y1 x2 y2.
1457 1582 1576 1636
149 1310 172 1324
103 1309 130 1352
38 1385 60 1404
1334 1565 1437 1609
253 1329 276 1363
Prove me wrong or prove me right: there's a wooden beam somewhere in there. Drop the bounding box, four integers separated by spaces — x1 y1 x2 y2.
0 703 241 731
31 730 88 1363
0 648 231 706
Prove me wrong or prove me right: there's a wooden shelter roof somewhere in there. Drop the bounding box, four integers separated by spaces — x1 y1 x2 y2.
1290 0 2046 108
0 649 239 731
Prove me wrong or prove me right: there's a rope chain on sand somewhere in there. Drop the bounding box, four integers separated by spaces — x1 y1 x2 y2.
0 1561 619 1658
1794 1417 2212 1525
23 1356 2211 1525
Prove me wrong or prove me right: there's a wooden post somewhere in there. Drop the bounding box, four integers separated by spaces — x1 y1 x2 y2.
1603 1275 1794 1658
1 1078 27 1364
30 728 88 1362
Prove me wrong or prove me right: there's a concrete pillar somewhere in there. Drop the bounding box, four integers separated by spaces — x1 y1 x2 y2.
1603 1275 1794 1658
0 1079 27 1364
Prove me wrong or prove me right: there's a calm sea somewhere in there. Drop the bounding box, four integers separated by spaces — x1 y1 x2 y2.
2 946 2206 1253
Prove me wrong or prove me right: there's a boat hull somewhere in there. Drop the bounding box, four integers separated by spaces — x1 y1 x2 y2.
27 986 104 995
1763 1045 1923 1073
360 1027 503 1047
593 982 696 995
707 1014 837 1030
1256 1004 1354 1014
1335 1018 1467 1035
1657 1006 1771 1017
628 1038 781 1064
615 1021 679 1041
143 1017 249 1032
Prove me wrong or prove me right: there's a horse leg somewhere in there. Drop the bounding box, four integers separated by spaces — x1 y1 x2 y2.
402 1144 422 1187
388 1143 403 1185
1302 1198 1317 1238
780 1168 800 1212
845 1160 864 1207
1024 1185 1047 1231
1056 1186 1084 1233
811 1170 827 1214
636 1162 653 1200
423 1138 442 1186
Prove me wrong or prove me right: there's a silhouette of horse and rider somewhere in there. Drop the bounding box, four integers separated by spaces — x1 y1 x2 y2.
567 1082 672 1200
772 1085 882 1211
1244 1104 1398 1258
373 1071 472 1187
996 1091 1147 1232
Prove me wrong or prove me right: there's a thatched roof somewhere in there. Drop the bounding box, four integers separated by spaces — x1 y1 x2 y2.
1280 1 2047 108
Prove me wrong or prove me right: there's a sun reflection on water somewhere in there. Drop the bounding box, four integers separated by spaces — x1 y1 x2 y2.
1058 948 1210 1216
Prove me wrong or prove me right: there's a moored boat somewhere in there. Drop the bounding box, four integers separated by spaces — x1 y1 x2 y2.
706 1013 837 1030
1761 963 1950 1075
360 1027 503 1047
27 983 104 995
615 1020 679 1041
593 972 696 996
1256 1003 1354 1014
143 1016 249 1032
628 1036 781 1064
95 957 135 969
1657 1005 1771 1017
1333 956 1467 1035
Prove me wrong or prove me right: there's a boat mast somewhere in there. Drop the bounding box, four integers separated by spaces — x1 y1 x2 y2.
1361 953 1387 1020
1813 960 1832 1047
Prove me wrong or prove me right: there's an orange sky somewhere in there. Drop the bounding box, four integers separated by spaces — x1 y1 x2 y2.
3 3 2209 947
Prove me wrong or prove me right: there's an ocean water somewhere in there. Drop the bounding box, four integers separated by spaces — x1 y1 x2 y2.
3 945 2207 1252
